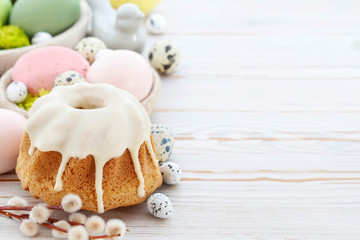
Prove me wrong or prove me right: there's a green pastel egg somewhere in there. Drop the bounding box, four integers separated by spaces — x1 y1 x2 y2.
9 0 80 37
0 0 12 27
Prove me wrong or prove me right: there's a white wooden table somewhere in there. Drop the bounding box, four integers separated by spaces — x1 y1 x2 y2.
1 0 360 239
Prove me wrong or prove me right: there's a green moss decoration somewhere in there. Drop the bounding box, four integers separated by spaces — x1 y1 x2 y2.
0 25 30 49
39 88 51 97
17 88 51 111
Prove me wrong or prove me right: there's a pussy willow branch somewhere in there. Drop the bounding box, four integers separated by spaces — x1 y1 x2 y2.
0 209 121 239
89 234 122 239
0 210 67 232
0 209 23 221
0 206 63 211
19 214 83 226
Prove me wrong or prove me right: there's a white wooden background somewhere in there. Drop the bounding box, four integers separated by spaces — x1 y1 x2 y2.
1 0 360 239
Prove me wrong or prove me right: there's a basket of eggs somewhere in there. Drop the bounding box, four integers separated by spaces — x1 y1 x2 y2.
0 0 91 75
0 43 162 117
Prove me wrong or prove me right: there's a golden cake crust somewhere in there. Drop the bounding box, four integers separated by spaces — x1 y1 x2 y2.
16 133 163 212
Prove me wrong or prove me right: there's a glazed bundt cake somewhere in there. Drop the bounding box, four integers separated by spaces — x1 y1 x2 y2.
16 83 162 213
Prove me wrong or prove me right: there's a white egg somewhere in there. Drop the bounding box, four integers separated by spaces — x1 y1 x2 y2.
160 162 182 185
147 193 173 219
31 32 53 45
151 124 174 163
145 14 166 35
149 40 180 74
75 37 107 64
6 81 28 103
53 71 86 88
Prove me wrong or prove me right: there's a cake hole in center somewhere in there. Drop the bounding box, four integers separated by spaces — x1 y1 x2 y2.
72 98 105 110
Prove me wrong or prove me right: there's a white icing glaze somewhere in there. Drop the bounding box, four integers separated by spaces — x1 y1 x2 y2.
25 83 158 213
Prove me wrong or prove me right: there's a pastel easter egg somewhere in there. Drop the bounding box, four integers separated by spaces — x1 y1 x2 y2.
0 0 12 27
0 109 27 174
147 193 173 219
86 50 152 101
75 37 107 64
53 71 86 88
160 162 182 185
6 81 28 103
151 124 174 164
149 39 180 74
9 0 80 37
31 32 53 45
12 46 90 95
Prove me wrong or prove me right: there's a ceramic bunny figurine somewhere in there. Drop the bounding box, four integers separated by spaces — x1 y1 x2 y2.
86 0 146 53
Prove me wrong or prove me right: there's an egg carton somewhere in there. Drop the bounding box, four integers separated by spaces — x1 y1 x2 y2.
0 0 92 76
0 68 162 118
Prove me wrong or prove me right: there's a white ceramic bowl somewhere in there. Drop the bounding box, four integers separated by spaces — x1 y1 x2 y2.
0 0 92 75
0 68 161 117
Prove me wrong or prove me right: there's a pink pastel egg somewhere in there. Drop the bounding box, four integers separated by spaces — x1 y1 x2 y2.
0 109 27 174
87 50 152 101
12 46 90 95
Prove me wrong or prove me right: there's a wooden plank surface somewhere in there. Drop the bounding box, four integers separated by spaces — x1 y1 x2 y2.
1 0 360 239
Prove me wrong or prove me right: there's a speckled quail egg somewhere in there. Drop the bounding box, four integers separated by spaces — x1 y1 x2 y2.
31 32 53 45
151 124 174 163
147 193 173 219
148 39 180 74
145 14 166 35
75 37 107 64
53 71 86 88
160 162 182 185
6 81 28 103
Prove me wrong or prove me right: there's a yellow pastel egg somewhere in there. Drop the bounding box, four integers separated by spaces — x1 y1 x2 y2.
110 0 161 14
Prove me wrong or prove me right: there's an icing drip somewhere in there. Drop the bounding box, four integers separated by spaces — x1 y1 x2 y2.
25 83 158 213
129 148 146 198
28 145 35 156
95 160 106 213
54 154 70 191
145 140 158 166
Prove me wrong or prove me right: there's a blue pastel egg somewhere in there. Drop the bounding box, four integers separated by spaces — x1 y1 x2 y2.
151 124 174 163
